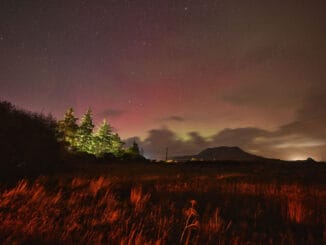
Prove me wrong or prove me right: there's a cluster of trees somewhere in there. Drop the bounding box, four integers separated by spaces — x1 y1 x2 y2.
57 108 141 157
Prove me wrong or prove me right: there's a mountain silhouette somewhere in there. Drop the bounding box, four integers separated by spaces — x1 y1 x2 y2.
173 146 265 162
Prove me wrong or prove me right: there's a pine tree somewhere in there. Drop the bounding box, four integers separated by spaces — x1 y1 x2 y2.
93 119 113 156
57 107 78 149
111 133 124 156
75 109 95 153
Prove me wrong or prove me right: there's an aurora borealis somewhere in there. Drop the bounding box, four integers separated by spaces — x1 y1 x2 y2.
1 0 326 160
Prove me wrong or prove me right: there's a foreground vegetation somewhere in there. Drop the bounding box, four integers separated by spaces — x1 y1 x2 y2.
0 162 325 244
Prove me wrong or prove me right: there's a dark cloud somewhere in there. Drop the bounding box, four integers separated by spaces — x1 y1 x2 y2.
101 109 126 118
211 128 271 148
249 86 326 157
277 82 326 140
126 120 326 160
125 128 208 159
125 127 274 160
160 116 186 122
221 69 308 110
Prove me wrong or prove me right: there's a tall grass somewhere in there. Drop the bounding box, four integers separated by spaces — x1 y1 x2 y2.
0 175 325 244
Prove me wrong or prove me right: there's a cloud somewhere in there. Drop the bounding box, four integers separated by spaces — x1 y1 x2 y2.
125 127 274 160
160 116 186 122
211 128 271 147
277 81 326 140
125 120 326 160
124 128 207 159
101 109 126 118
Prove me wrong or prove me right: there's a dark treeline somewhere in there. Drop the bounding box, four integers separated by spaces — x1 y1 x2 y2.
0 101 60 178
0 100 145 179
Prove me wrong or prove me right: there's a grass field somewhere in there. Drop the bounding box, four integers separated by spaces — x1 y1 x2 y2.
0 161 325 244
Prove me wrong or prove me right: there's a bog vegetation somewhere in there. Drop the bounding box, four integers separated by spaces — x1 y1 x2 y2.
0 166 325 244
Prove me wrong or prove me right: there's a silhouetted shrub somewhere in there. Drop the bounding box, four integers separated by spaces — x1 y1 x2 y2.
120 152 147 161
0 100 60 177
64 151 98 164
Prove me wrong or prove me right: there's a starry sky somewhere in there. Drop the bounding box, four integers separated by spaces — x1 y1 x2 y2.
1 0 326 160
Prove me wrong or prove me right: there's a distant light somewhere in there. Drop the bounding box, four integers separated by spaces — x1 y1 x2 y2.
275 140 326 149
165 159 175 163
287 155 307 161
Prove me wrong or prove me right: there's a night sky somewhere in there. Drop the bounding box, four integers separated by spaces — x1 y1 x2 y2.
1 0 326 160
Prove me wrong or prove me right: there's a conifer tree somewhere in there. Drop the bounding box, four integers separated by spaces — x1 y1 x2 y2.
57 107 78 149
111 133 124 156
93 119 113 156
76 109 95 153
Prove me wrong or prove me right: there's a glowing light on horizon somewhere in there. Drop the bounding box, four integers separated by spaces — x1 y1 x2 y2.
287 155 308 161
275 140 326 149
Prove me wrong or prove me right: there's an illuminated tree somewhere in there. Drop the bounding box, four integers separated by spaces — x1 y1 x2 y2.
57 107 126 157
93 119 124 156
75 109 95 153
57 108 78 149
93 119 113 156
111 133 124 156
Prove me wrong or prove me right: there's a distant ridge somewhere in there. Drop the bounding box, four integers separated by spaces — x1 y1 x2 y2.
173 146 265 162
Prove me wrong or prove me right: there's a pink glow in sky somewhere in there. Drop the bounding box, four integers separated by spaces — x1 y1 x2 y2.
1 0 326 160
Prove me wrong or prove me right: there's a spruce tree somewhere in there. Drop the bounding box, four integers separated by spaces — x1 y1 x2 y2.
111 133 124 156
93 119 113 156
76 109 95 153
57 107 78 149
